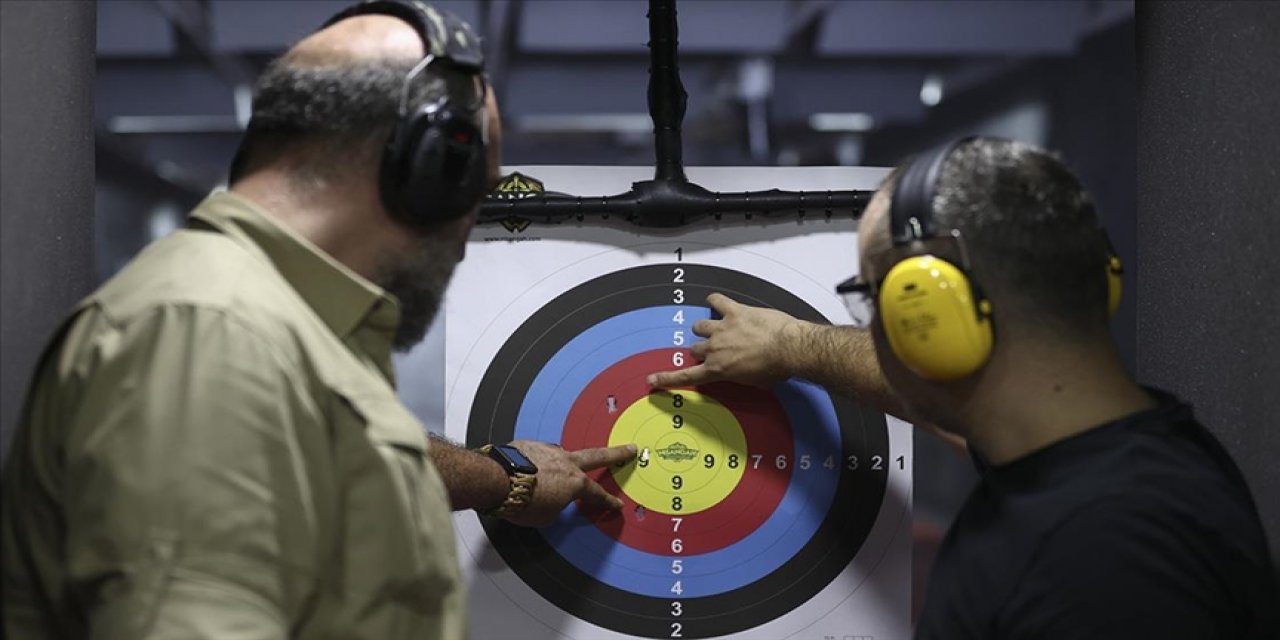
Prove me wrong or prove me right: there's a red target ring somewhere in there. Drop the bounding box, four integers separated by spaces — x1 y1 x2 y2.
560 349 793 555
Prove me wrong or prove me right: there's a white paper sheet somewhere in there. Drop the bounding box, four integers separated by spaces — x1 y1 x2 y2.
445 166 911 640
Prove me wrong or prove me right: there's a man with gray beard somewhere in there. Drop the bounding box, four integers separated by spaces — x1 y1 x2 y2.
1 2 633 638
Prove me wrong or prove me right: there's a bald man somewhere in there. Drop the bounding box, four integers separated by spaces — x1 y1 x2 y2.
1 3 631 638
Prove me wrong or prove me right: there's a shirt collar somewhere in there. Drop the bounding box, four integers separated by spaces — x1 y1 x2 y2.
188 191 401 342
976 387 1190 487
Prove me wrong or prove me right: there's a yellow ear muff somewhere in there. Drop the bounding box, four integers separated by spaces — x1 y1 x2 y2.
1106 254 1123 317
878 255 994 381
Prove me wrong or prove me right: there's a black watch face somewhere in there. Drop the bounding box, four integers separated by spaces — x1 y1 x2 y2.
498 444 538 474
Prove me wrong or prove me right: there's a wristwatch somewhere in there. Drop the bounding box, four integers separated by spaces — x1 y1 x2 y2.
478 444 539 518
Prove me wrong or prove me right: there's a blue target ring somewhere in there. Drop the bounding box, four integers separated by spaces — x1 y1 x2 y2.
466 264 889 639
514 306 841 597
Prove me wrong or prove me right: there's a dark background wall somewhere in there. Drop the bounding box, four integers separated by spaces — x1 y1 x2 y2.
1051 18 1137 371
83 1 1140 544
0 0 1273 591
1136 1 1280 568
0 1 96 457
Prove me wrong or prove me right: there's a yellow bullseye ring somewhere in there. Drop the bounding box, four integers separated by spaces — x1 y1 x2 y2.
608 390 747 515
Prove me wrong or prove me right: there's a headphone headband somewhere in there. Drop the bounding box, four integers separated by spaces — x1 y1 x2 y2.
322 1 491 227
889 137 972 245
323 0 486 71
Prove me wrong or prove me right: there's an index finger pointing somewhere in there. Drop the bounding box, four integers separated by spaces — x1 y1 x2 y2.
569 443 638 471
646 363 717 389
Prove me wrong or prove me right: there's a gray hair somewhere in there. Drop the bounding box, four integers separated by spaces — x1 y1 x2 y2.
931 138 1110 337
228 52 480 185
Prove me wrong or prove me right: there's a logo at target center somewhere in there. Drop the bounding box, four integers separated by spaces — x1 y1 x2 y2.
656 441 699 462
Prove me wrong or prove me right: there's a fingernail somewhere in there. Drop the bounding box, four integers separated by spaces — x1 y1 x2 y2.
646 375 657 387
626 443 638 454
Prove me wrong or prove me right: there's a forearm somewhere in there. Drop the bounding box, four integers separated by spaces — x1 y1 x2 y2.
783 322 908 419
784 323 968 454
426 435 509 511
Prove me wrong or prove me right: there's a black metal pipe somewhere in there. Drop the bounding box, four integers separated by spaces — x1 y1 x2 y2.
477 0 876 227
647 0 686 182
479 186 871 227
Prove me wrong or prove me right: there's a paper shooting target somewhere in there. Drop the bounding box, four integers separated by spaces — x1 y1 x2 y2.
454 253 894 639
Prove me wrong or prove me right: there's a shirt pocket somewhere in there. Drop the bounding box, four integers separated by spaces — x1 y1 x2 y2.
331 388 462 620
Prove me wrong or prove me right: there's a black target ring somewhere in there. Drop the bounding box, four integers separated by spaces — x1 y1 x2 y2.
466 264 890 639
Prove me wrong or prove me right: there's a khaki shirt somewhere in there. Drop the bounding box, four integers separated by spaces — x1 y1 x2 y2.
2 192 465 639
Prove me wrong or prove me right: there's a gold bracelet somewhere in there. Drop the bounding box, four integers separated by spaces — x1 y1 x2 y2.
478 444 538 518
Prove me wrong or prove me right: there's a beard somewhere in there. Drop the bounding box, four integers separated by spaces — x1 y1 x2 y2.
376 234 462 352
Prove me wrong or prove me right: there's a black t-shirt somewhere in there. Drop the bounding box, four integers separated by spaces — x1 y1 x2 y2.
915 390 1278 639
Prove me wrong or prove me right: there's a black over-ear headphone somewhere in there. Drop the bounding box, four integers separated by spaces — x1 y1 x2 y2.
324 0 490 228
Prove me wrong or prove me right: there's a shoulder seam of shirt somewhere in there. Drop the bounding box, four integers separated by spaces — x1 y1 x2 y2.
95 230 302 325
87 300 309 377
